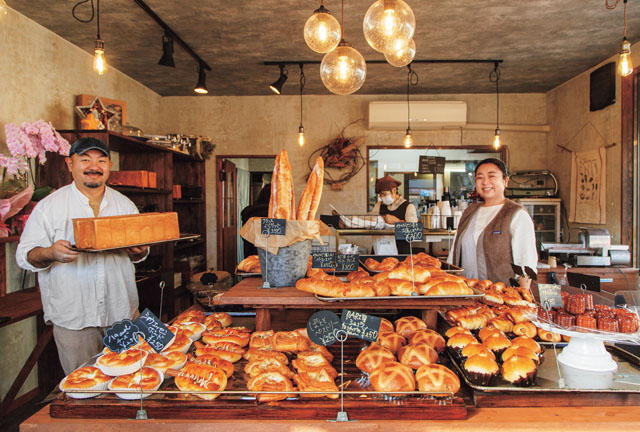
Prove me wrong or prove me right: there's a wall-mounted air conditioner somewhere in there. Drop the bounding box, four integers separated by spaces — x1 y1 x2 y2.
368 101 467 130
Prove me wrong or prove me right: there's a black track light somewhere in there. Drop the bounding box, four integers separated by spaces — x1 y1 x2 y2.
194 62 208 94
269 64 288 94
158 32 175 67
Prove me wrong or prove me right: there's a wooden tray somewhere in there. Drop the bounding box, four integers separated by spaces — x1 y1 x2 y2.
70 234 199 252
50 339 467 420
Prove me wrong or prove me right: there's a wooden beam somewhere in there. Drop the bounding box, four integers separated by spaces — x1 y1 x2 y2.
620 70 636 260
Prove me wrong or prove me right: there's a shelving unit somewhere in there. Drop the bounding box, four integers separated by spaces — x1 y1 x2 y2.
514 198 561 252
38 130 207 321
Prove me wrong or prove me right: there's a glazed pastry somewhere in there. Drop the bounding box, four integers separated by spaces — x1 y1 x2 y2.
455 314 488 330
484 334 512 358
208 312 232 328
167 361 227 400
369 361 416 394
501 356 538 386
397 343 439 369
501 346 540 364
245 357 293 378
537 328 562 343
173 309 205 325
487 317 513 333
247 371 295 402
463 354 499 386
243 348 289 364
292 351 338 378
188 354 235 378
415 364 460 396
97 349 148 376
444 326 472 339
460 343 496 360
194 341 245 363
355 344 395 374
109 367 162 399
249 330 275 350
394 316 427 338
376 332 407 354
202 329 250 347
446 333 478 354
409 329 446 353
174 321 206 341
144 351 187 373
510 336 542 355
274 330 311 352
60 366 113 398
478 327 505 343
512 322 537 338
163 328 193 353
203 315 222 331
294 369 339 399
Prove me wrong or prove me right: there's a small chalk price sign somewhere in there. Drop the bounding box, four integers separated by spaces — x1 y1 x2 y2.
261 218 286 236
538 284 563 308
103 319 141 354
133 308 175 353
312 251 336 269
511 263 524 277
336 253 359 272
395 222 424 242
307 310 341 346
340 309 382 342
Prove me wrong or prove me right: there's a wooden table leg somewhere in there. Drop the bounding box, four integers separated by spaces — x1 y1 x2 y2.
422 309 438 329
255 308 271 331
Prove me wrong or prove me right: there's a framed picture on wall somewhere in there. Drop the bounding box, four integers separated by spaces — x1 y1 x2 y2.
74 94 127 131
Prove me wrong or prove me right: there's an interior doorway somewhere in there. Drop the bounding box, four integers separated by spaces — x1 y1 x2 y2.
215 155 276 273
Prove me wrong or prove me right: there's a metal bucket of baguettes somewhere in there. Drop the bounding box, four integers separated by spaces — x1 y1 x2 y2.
256 150 325 287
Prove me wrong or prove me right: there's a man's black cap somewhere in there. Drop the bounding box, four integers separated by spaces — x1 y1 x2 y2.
68 137 110 157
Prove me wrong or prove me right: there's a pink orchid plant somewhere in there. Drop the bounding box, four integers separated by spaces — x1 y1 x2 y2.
0 121 70 236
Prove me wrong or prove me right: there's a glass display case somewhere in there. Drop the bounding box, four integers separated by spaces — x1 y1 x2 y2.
515 198 561 251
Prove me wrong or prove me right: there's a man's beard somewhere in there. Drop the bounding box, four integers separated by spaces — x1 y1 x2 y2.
84 181 103 189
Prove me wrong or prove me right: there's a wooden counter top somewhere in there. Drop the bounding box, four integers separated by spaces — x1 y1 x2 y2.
20 404 640 431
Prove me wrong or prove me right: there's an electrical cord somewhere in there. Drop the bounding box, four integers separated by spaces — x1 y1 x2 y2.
72 0 94 23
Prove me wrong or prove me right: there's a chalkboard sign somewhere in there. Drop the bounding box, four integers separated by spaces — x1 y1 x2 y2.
102 319 141 354
340 309 382 342
133 308 175 353
312 251 336 269
537 284 563 308
419 156 445 174
395 222 424 242
524 266 538 281
336 253 359 272
261 218 286 236
307 310 341 346
511 263 524 277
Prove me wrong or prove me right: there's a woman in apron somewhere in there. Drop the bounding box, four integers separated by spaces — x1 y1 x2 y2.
371 175 418 254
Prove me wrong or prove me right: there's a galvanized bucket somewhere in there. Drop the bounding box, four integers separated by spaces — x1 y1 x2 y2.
257 239 311 287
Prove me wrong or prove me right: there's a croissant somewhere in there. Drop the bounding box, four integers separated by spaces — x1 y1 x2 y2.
487 317 514 333
415 364 460 396
366 257 399 272
369 361 415 394
455 314 487 330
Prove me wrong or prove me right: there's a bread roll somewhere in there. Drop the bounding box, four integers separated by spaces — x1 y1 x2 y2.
415 364 460 396
355 343 395 374
426 281 473 296
170 361 228 400
398 343 438 369
376 332 407 354
247 371 295 402
409 329 446 352
369 361 415 394
395 316 427 338
296 157 324 220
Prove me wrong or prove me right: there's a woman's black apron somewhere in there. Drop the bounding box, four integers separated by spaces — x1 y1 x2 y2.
379 200 411 254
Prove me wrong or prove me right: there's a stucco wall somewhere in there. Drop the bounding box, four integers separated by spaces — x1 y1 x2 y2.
0 7 161 402
546 42 640 244
158 93 548 266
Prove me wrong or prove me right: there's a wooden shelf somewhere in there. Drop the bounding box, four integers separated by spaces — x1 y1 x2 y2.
0 235 20 244
111 185 172 194
173 199 205 204
174 238 205 251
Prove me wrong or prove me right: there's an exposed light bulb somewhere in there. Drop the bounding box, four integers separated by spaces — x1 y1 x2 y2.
320 40 367 95
0 0 8 17
493 128 501 150
385 38 416 67
298 125 305 147
93 39 107 75
618 38 633 77
304 5 341 53
403 128 413 148
363 0 415 54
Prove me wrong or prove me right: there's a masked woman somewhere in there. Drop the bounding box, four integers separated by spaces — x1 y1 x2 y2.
448 158 538 286
371 175 418 254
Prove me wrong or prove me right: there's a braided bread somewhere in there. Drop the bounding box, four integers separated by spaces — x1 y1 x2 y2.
369 361 416 394
415 364 460 396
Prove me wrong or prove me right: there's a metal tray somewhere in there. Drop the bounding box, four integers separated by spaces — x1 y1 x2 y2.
447 344 640 394
70 234 200 253
315 286 485 302
359 254 463 274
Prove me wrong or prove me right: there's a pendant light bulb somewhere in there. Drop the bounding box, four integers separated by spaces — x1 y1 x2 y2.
320 40 367 95
93 39 107 75
493 128 501 150
403 128 413 148
304 4 341 53
194 63 208 94
298 125 306 147
0 0 8 17
385 38 416 67
363 0 415 54
618 38 633 77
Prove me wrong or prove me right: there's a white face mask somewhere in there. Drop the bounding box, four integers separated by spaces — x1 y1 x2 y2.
381 194 394 206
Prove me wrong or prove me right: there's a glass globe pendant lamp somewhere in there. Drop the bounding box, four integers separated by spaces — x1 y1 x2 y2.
363 0 415 54
385 38 416 67
304 2 341 53
320 40 367 95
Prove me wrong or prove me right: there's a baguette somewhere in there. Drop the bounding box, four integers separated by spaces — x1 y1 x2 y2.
296 157 324 220
269 150 295 219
